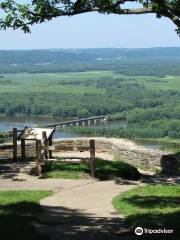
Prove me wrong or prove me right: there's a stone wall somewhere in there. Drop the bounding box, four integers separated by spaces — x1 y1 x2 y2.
54 138 168 170
0 142 36 159
1 137 179 174
0 144 13 158
161 153 180 176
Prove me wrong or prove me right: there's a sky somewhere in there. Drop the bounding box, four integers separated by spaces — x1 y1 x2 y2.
0 2 180 49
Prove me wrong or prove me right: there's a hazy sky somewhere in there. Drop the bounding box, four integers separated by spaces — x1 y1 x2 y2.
0 10 180 49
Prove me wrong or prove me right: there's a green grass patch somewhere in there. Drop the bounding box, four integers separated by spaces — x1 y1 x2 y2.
113 185 180 235
0 190 53 240
40 158 141 180
41 170 87 179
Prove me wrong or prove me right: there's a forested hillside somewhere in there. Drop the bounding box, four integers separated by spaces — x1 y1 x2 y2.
0 48 180 65
0 59 180 77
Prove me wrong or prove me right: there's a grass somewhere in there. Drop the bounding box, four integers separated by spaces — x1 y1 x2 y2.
40 158 141 180
42 170 87 179
0 190 53 240
134 137 180 144
113 185 180 236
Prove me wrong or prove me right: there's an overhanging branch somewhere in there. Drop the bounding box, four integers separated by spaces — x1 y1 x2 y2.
0 0 179 33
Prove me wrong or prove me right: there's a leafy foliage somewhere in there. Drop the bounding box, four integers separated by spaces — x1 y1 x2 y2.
0 1 179 33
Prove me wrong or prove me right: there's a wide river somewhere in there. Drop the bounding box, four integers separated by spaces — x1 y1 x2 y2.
0 116 179 152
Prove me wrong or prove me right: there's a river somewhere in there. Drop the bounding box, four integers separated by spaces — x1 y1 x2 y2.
0 116 82 138
0 116 179 152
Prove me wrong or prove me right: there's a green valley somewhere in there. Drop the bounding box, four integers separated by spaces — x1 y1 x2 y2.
0 48 180 140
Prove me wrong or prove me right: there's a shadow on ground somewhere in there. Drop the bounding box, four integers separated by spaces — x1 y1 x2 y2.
0 198 179 240
141 173 180 185
0 201 44 240
0 201 133 240
38 203 180 240
0 157 35 180
38 205 133 240
0 162 24 179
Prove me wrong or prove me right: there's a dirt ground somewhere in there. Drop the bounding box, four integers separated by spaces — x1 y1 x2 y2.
54 150 114 161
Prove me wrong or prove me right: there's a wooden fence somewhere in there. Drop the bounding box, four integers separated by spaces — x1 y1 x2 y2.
0 131 96 178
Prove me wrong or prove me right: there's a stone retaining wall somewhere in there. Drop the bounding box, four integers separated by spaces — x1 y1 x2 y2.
54 138 167 170
0 143 36 158
0 144 13 158
1 137 179 175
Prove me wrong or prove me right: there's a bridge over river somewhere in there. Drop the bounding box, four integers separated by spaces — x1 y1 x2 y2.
6 115 107 134
46 115 107 128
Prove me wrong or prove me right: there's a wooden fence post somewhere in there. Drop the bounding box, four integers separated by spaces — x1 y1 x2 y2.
42 131 48 159
13 128 18 161
49 135 53 159
21 139 25 159
36 140 42 176
90 139 96 178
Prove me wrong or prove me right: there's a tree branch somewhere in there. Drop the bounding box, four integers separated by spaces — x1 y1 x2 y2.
0 0 179 34
111 7 154 15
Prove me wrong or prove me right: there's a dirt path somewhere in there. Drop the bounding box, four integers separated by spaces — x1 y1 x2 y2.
0 161 95 191
0 160 138 239
0 158 138 239
37 180 137 240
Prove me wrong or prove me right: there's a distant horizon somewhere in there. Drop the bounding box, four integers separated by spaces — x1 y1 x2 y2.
0 46 180 51
1 7 180 50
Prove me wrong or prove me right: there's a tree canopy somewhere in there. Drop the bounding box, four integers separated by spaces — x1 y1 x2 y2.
0 0 179 34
